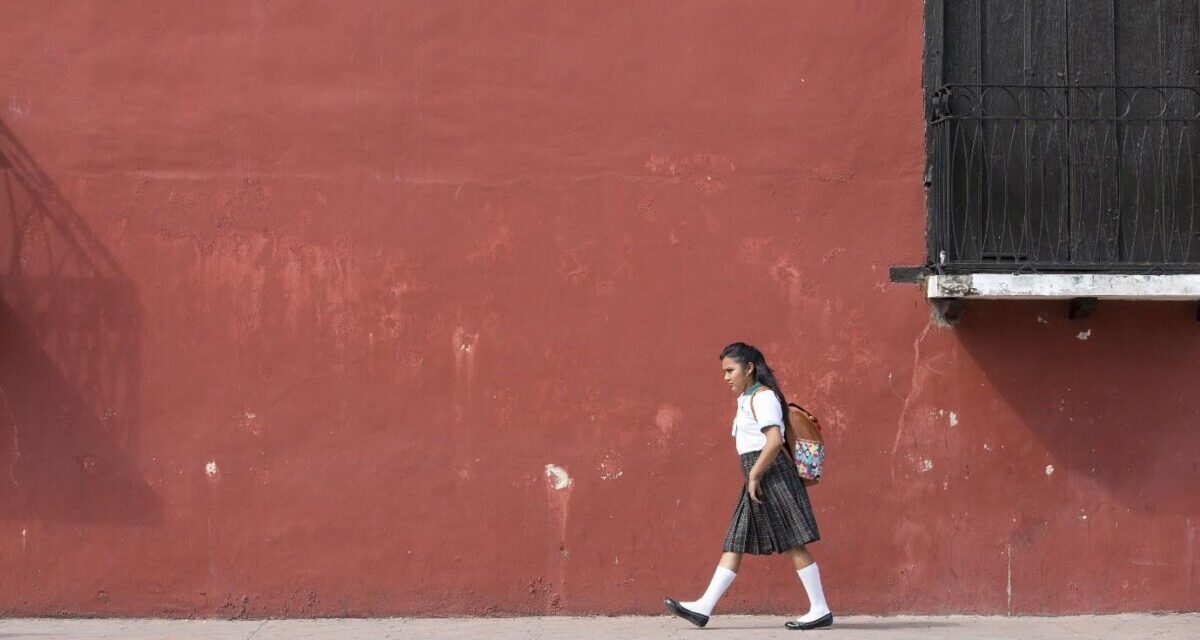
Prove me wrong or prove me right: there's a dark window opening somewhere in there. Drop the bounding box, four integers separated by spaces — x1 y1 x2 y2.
924 0 1200 273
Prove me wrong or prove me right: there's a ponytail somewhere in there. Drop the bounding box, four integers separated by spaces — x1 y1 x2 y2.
719 342 792 434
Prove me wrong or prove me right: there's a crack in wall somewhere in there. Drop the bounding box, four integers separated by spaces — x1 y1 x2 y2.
892 318 934 471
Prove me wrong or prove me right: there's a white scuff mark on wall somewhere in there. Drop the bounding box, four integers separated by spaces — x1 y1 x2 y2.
544 464 572 490
455 464 474 484
598 453 624 481
1006 543 1013 615
206 461 219 477
452 325 479 408
1037 314 1049 325
948 411 959 427
1045 464 1055 476
452 325 473 356
1186 518 1196 571
8 96 31 117
655 404 683 445
21 528 26 551
543 463 574 591
241 409 263 435
893 319 937 464
920 458 934 473
1076 329 1091 341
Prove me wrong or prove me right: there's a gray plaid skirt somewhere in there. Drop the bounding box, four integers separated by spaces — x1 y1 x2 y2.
722 448 820 554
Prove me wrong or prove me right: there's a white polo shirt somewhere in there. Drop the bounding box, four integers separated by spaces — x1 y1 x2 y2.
731 385 785 454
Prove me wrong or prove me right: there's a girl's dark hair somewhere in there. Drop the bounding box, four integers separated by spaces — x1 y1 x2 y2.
720 342 791 434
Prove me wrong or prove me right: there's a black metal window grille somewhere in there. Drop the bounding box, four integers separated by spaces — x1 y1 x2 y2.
924 1 1200 273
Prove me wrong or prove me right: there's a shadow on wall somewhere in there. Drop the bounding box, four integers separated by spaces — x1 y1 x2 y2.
954 300 1200 517
0 119 159 524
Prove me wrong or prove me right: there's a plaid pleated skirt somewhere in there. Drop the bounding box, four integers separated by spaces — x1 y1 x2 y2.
722 448 820 555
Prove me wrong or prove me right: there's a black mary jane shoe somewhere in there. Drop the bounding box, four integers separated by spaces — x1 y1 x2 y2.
784 612 833 630
663 597 710 628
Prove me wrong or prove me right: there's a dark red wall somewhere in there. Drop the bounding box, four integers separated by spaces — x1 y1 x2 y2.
0 1 1196 617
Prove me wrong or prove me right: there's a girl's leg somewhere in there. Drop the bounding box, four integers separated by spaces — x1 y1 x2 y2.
787 545 814 570
680 552 742 615
718 551 743 573
787 545 831 624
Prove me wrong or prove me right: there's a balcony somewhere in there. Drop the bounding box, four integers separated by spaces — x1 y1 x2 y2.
905 84 1200 305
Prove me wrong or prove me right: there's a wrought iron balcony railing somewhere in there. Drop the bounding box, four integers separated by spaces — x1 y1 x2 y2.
927 84 1200 273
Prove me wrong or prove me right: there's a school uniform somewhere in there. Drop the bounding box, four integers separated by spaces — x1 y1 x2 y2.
664 380 833 630
722 384 820 555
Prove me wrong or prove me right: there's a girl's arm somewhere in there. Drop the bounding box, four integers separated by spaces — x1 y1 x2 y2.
747 426 784 503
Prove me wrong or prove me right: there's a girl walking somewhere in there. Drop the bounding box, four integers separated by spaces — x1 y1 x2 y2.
664 342 832 630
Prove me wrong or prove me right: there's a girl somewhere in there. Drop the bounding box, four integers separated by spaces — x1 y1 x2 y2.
664 342 832 630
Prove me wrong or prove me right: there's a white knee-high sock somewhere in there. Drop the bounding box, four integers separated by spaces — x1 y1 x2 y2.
796 563 831 622
681 566 736 616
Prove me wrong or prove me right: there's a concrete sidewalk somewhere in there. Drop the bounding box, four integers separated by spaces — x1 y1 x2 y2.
0 614 1195 639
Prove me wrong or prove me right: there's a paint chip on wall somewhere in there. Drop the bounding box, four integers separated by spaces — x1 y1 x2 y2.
655 404 683 442
1076 330 1091 341
598 454 624 481
1045 464 1055 476
206 461 218 477
544 464 572 490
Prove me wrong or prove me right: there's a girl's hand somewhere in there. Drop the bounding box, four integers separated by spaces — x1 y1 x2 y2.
747 475 762 504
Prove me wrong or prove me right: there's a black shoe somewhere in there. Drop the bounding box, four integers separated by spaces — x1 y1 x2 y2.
663 597 710 628
784 612 833 630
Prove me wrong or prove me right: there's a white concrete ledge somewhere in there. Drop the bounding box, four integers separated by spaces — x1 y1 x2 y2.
926 273 1200 300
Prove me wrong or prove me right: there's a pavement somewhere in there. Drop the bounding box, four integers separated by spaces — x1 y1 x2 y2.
0 614 1195 639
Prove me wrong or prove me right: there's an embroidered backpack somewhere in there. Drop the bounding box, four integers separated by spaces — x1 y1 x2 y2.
751 387 826 487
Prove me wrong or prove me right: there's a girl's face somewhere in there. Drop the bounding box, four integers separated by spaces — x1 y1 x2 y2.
721 357 755 394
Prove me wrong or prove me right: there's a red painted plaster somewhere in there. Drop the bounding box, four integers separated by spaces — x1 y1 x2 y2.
0 0 1195 617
